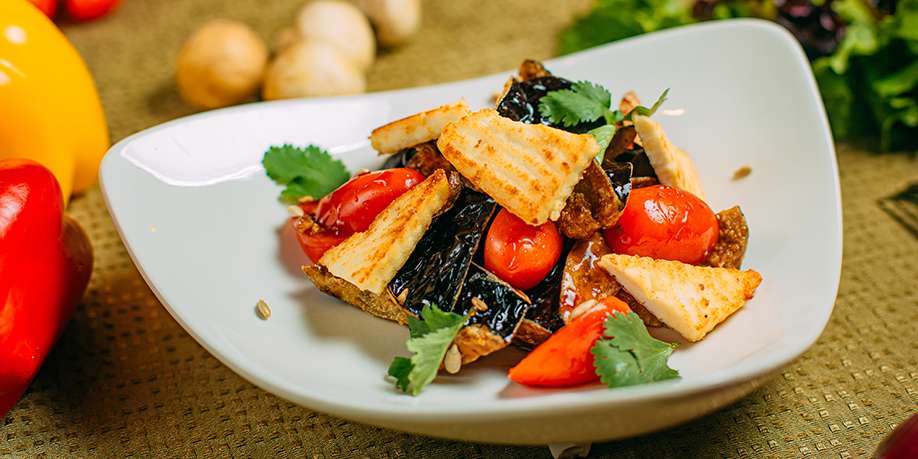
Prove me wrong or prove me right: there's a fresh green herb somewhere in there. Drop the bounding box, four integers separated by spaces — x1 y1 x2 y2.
539 81 612 127
591 311 680 387
589 124 617 162
627 88 670 119
558 0 693 55
262 144 350 203
387 304 468 395
559 0 918 150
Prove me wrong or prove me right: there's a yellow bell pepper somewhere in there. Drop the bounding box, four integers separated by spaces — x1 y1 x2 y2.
0 0 109 202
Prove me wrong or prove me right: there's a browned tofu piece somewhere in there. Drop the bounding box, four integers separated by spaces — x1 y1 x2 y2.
437 108 599 225
318 170 453 294
370 100 471 154
598 254 762 342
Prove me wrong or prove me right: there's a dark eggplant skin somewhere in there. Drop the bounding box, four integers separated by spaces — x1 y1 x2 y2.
604 162 633 204
389 189 496 317
457 264 532 341
381 147 415 169
497 77 604 133
612 148 657 179
389 189 531 342
520 241 571 335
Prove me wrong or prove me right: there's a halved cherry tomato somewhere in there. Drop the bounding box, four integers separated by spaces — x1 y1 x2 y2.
604 185 718 264
315 168 424 235
484 208 563 290
294 168 424 263
509 297 631 387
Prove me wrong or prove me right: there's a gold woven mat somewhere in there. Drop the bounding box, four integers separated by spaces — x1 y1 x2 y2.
3 1 917 457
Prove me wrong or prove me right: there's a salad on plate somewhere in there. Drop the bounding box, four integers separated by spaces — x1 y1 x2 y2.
263 60 763 396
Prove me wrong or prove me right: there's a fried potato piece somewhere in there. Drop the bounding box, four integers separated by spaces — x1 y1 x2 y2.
370 100 471 154
598 254 762 342
318 169 453 294
633 115 705 200
437 108 599 225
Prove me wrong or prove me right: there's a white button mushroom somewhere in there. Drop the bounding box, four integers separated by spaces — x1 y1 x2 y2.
262 41 366 100
295 0 376 72
357 0 421 47
176 19 268 109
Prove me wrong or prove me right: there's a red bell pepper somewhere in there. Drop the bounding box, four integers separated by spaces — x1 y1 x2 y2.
508 297 631 387
0 159 93 417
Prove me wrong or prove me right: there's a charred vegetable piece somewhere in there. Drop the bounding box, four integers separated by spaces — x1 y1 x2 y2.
601 126 638 167
389 189 496 316
559 161 627 240
704 206 749 269
381 147 414 169
518 59 551 81
497 77 604 133
560 233 621 322
405 142 455 176
604 162 633 204
456 264 532 342
514 241 570 347
612 148 657 179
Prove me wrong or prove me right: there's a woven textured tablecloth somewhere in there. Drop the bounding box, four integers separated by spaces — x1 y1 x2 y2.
3 1 917 457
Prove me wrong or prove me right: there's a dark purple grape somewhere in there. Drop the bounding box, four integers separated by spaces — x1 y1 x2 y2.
775 0 846 58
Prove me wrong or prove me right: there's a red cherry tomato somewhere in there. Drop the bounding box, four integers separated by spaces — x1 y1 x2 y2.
293 219 348 263
484 208 563 290
29 0 58 17
315 168 424 235
508 297 631 387
294 168 424 263
604 185 718 264
65 0 120 21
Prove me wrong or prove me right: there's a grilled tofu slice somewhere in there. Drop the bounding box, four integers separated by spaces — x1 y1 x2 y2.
370 100 471 154
633 115 705 200
318 169 454 294
598 254 762 342
437 108 599 225
303 264 409 324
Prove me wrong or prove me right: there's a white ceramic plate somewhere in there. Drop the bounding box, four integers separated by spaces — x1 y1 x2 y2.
101 19 841 445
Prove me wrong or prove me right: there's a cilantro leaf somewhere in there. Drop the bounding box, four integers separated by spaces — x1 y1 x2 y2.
262 144 350 203
625 88 670 119
387 304 468 395
539 81 612 127
588 124 616 163
591 311 680 388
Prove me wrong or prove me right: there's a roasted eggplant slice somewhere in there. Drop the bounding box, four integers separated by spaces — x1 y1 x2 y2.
558 161 627 240
457 264 531 344
388 189 530 363
390 189 496 314
513 243 569 348
704 206 749 269
559 233 621 321
604 162 633 204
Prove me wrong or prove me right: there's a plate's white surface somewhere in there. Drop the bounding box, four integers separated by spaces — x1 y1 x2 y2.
100 20 841 445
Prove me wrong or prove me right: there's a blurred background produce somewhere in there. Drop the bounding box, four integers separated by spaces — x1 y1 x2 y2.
176 0 421 106
560 0 918 150
1 0 110 203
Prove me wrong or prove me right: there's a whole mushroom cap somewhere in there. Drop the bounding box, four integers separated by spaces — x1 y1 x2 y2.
176 19 268 109
357 0 421 47
263 41 366 100
295 0 376 72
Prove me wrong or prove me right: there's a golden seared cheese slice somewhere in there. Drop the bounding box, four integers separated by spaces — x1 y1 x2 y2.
598 254 762 342
633 115 705 200
318 169 453 294
369 100 471 154
437 108 599 225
